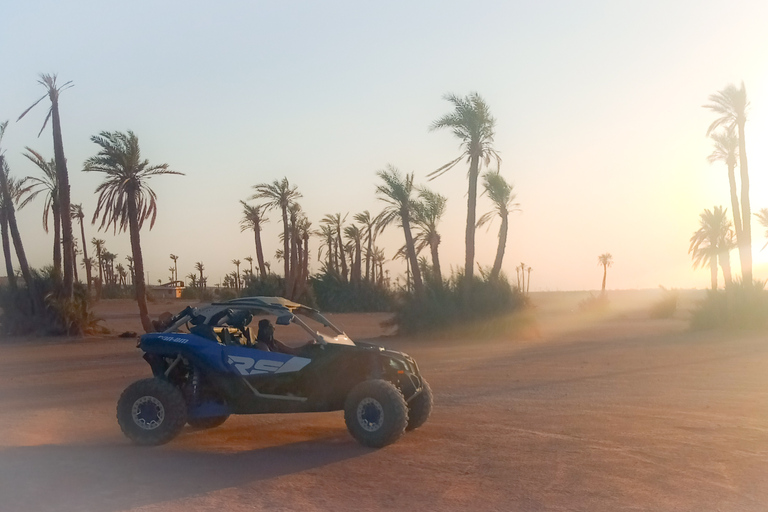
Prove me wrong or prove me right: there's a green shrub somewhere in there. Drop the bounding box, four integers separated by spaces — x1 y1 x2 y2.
649 287 679 319
691 280 768 330
392 270 528 334
0 269 101 336
310 274 394 312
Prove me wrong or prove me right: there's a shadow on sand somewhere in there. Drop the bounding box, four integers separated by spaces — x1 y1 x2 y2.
0 432 367 512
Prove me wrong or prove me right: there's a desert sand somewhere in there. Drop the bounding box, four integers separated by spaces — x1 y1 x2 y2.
0 290 766 511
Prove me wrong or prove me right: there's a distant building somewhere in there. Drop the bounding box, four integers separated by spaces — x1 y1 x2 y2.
149 280 184 299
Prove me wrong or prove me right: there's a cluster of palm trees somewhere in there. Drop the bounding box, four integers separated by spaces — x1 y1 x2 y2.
1 74 181 332
3 77 520 333
690 82 758 289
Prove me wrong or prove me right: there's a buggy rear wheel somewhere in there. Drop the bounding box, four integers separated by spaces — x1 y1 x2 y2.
344 379 408 448
117 378 187 445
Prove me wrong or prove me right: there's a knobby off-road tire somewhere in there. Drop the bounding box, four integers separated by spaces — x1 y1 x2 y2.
187 415 229 429
117 378 187 445
344 379 408 448
406 379 432 431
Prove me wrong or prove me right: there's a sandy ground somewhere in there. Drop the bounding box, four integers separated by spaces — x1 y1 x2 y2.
0 290 766 511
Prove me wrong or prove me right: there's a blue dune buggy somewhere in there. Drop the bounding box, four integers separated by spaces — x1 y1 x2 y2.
117 296 432 448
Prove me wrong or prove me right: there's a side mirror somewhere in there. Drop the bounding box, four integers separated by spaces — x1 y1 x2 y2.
276 314 293 326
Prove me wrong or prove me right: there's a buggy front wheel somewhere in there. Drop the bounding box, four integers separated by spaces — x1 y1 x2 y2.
117 378 187 445
344 379 408 448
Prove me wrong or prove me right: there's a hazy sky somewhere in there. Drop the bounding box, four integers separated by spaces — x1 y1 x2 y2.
2 0 768 291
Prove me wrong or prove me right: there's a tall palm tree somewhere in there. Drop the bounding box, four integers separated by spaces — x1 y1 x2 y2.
321 213 349 282
169 254 179 282
194 261 205 286
18 74 76 297
353 210 381 282
232 259 241 290
22 148 62 277
689 207 735 290
376 165 423 295
244 256 254 276
430 92 501 282
252 178 301 295
239 200 269 279
477 170 518 280
597 254 613 294
707 128 741 246
315 224 337 275
71 204 92 293
92 238 105 296
84 130 182 332
0 122 36 298
412 187 447 285
704 83 751 283
344 224 363 284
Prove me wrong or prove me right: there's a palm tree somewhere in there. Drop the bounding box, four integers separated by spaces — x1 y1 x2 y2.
412 187 447 285
252 178 301 295
169 254 179 282
689 207 735 290
477 170 518 280
0 122 36 299
704 83 752 283
353 210 382 282
92 238 105 296
597 254 613 294
22 148 62 278
526 267 532 294
71 204 92 293
430 92 501 282
232 259 241 290
18 74 76 297
244 256 254 276
321 213 349 282
376 165 423 295
344 224 363 284
84 130 182 332
194 261 206 288
186 272 198 288
315 224 337 275
239 200 269 279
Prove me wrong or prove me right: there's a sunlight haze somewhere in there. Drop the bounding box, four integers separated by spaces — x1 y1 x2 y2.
2 0 768 291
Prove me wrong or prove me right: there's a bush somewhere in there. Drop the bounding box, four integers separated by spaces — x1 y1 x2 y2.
310 274 394 312
578 293 609 312
649 287 679 319
392 271 529 334
691 280 768 330
0 269 102 336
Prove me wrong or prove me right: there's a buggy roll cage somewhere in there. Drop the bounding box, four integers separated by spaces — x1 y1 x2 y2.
160 296 347 345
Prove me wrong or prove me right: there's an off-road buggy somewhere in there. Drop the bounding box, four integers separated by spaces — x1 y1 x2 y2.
117 296 432 448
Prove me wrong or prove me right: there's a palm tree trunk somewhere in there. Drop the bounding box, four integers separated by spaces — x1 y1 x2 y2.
709 260 718 290
429 239 442 285
491 213 508 280
465 152 480 282
601 265 607 293
365 233 373 281
401 210 423 295
254 229 267 279
79 218 92 293
737 119 752 284
337 227 348 282
50 98 75 298
1 209 17 290
281 207 291 296
0 170 36 302
52 202 62 279
719 251 732 288
127 190 153 333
